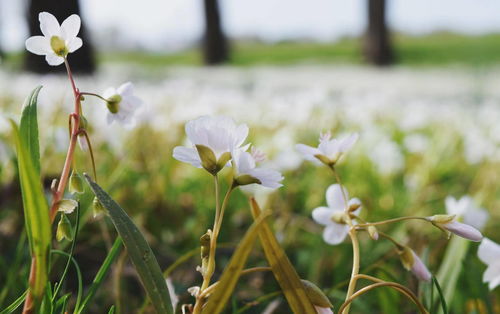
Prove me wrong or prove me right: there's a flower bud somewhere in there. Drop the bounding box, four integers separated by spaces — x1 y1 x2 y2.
442 221 483 242
69 171 84 194
428 214 455 224
301 280 333 309
367 225 379 240
92 197 106 218
195 144 219 175
200 231 211 260
56 214 73 242
56 199 78 214
234 174 262 186
106 94 122 114
78 133 88 152
398 246 431 282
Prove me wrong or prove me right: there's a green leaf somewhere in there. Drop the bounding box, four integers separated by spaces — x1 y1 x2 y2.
202 211 268 314
84 175 173 314
0 290 27 314
19 85 42 176
432 276 448 314
249 198 317 314
10 120 51 307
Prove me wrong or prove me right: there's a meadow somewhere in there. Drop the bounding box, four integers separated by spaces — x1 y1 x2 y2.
1 33 500 313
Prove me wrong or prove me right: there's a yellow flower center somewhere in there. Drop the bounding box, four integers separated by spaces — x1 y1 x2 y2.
50 36 68 57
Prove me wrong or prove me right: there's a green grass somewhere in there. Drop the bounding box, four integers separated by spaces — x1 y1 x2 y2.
97 33 500 68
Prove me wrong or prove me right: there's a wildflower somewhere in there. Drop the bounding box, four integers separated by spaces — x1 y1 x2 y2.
25 12 82 65
56 214 73 242
445 195 489 230
103 82 143 127
428 214 483 242
477 238 500 290
296 132 358 166
312 184 361 245
398 246 432 282
301 280 334 314
233 147 283 189
55 199 78 214
173 116 249 175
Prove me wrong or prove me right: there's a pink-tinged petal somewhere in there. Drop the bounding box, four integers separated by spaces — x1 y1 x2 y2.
67 37 82 53
314 306 333 314
172 146 202 168
478 238 500 265
339 133 358 152
312 207 333 226
322 224 348 245
444 221 483 242
45 53 64 66
39 12 60 37
411 251 432 282
60 14 81 40
25 36 50 55
326 184 347 211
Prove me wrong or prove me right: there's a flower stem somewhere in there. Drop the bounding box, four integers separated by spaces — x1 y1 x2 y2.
356 216 429 228
80 92 109 102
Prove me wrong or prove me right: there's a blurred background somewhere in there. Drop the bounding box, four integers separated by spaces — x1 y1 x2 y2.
0 0 499 313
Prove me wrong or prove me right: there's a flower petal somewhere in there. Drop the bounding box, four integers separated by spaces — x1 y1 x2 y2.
339 133 358 152
25 36 50 55
296 144 322 162
478 238 500 264
45 53 64 66
67 37 82 53
173 146 202 168
463 208 489 231
411 251 431 282
60 14 81 40
117 82 134 97
39 12 60 37
312 207 332 225
322 224 348 245
326 184 347 211
444 221 483 242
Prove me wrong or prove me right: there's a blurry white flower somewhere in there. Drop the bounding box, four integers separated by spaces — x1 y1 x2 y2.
445 195 489 230
25 12 82 66
478 238 500 290
403 134 429 154
398 246 431 282
233 147 283 189
103 82 143 127
312 184 361 245
314 306 333 314
187 286 200 297
296 132 358 166
428 214 483 242
173 115 248 174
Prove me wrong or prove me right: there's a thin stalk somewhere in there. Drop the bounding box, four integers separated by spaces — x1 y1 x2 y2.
79 92 108 102
337 282 428 314
356 216 429 228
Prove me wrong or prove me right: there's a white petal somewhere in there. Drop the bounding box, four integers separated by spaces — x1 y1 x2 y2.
463 208 489 231
67 37 82 53
249 168 283 189
322 224 348 245
117 82 134 96
314 306 333 314
478 238 500 264
318 139 339 158
45 53 64 66
411 251 431 282
60 14 81 40
339 133 359 152
445 196 459 215
482 262 500 290
25 36 50 55
106 112 115 125
348 198 362 215
39 12 60 37
102 87 117 99
312 207 333 225
296 144 322 162
233 123 249 148
172 146 202 168
326 184 347 211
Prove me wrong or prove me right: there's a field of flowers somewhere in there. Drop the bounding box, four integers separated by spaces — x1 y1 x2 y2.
1 60 499 313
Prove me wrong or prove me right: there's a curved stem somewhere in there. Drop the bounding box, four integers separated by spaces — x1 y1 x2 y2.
80 92 109 102
338 282 428 314
356 216 429 228
353 274 416 304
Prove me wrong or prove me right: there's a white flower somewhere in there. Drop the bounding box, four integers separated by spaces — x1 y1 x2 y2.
312 184 361 245
296 132 358 166
25 12 82 66
233 147 283 189
173 116 248 174
445 195 489 230
478 238 500 290
103 82 143 127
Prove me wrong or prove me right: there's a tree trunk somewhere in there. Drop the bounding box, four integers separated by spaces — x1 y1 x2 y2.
24 0 95 74
202 0 229 65
363 0 393 66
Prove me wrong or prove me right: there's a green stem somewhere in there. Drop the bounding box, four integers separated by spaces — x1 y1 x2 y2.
79 92 109 102
356 216 429 228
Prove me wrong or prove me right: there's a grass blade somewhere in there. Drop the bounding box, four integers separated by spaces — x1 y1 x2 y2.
84 174 173 314
0 291 27 314
10 120 51 307
249 198 317 314
202 211 268 314
432 276 448 314
19 85 42 176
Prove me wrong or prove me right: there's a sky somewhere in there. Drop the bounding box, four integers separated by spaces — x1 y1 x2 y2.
2 0 500 52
